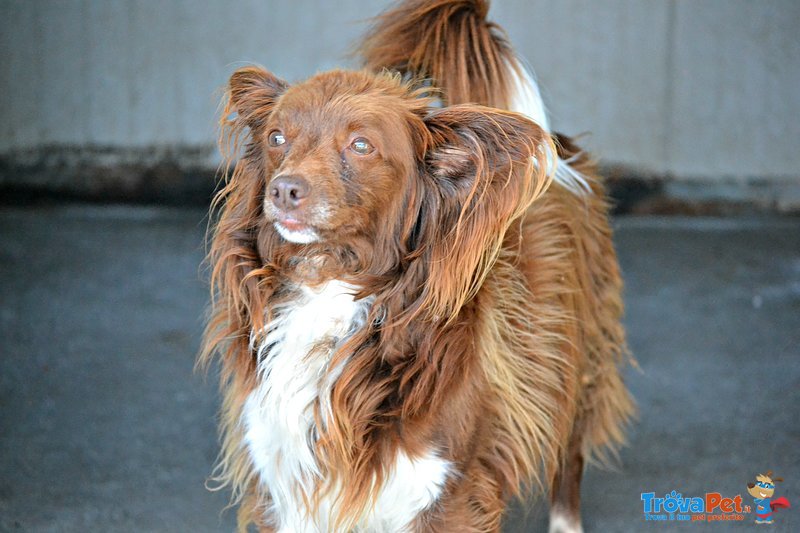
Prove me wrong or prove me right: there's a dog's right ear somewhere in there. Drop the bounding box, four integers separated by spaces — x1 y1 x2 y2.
226 66 288 130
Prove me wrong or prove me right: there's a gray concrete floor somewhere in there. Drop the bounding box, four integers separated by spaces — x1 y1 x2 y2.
0 206 798 532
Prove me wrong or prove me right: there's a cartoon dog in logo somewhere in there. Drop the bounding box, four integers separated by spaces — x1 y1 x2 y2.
747 471 791 524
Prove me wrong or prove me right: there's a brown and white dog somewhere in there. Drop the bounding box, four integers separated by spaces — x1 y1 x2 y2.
200 1 634 531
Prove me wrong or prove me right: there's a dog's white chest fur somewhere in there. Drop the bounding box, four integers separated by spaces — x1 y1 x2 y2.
243 280 450 532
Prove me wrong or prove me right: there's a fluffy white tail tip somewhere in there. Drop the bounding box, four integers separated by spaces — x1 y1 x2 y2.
508 58 592 195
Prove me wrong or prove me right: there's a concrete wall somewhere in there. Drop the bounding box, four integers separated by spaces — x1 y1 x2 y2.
497 0 800 181
1 1 798 201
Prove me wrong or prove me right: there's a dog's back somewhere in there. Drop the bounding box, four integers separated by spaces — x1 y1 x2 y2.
361 1 635 530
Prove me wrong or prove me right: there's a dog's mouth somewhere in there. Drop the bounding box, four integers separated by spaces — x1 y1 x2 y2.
273 216 320 244
276 215 308 232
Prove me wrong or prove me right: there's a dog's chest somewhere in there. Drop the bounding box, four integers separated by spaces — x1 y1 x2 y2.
242 280 450 532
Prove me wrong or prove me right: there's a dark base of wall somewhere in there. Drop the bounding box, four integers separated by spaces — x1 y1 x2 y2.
0 176 216 206
0 145 218 206
604 167 800 216
2 147 798 215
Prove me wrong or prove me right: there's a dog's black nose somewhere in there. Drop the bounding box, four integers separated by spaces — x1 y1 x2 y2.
270 175 310 211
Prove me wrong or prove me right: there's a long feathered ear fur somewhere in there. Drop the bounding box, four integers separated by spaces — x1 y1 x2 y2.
198 68 289 517
413 104 553 323
201 66 289 371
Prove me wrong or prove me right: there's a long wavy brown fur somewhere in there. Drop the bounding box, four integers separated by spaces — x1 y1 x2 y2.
360 0 635 526
201 64 558 530
200 1 634 531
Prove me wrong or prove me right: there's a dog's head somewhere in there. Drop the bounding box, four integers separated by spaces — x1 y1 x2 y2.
218 66 552 319
225 68 431 247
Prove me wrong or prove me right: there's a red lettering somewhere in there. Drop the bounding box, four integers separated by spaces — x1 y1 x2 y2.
706 493 721 512
705 493 744 514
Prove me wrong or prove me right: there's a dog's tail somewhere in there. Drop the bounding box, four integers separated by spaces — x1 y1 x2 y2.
359 0 590 193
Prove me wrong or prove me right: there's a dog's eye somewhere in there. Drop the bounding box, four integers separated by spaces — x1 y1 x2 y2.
349 137 374 156
268 130 286 147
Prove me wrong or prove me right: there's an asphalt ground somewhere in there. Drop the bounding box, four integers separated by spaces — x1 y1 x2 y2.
1 205 798 532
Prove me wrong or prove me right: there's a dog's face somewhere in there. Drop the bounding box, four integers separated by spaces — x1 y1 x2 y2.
228 68 426 246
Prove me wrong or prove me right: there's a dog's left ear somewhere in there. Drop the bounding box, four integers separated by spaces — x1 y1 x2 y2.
416 105 552 322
